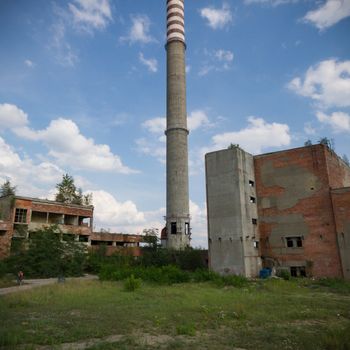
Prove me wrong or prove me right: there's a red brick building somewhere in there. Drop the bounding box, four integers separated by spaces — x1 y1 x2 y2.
0 196 143 259
255 144 350 279
206 144 350 279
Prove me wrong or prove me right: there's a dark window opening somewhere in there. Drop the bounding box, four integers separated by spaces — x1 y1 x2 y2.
249 180 255 187
31 211 47 224
252 218 257 225
171 222 177 234
254 241 259 249
290 266 306 277
116 242 125 246
79 235 89 242
15 208 27 223
0 230 6 236
250 196 256 203
65 215 78 226
185 222 190 235
286 236 303 248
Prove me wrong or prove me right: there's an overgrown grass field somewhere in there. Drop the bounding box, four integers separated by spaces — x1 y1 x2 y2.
1 278 350 350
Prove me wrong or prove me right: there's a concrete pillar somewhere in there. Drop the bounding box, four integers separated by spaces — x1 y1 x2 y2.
164 0 190 249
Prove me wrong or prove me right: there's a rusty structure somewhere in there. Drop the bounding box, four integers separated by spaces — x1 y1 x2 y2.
206 144 350 279
0 196 143 259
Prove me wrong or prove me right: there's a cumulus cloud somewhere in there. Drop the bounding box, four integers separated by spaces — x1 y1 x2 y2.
15 118 137 174
200 3 233 29
303 0 350 30
190 200 208 248
316 111 350 133
68 0 112 31
91 190 145 229
0 103 29 130
0 137 64 197
287 59 350 108
139 53 158 73
120 15 155 44
209 116 291 154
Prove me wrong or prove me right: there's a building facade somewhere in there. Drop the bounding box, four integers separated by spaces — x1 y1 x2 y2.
206 144 350 279
0 196 143 259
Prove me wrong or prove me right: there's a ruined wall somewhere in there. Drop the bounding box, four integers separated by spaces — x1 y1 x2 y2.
255 144 343 278
331 188 350 280
0 196 15 259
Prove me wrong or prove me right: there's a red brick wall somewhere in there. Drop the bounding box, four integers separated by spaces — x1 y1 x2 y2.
255 145 343 278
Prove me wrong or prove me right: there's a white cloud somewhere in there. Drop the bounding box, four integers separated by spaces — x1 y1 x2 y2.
24 59 34 68
316 111 350 133
304 122 317 135
303 0 350 30
209 116 291 154
121 15 155 44
139 53 158 73
0 103 29 130
14 118 137 174
135 138 166 164
142 117 166 134
244 0 298 6
215 49 234 62
188 110 213 130
68 0 112 31
91 190 145 229
0 137 64 198
190 200 208 248
200 3 233 30
50 21 79 67
287 59 350 108
199 49 234 76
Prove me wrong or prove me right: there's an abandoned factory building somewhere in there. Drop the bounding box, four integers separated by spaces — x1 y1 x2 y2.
0 195 143 259
206 144 350 279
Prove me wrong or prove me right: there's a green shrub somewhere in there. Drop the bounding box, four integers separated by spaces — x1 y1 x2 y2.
219 274 249 288
277 269 291 280
124 274 141 292
176 323 196 336
191 269 218 282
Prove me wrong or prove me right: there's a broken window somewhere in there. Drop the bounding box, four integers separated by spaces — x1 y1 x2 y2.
286 237 303 248
185 222 190 235
249 180 255 187
171 222 177 234
79 235 89 242
290 266 306 277
252 218 257 225
31 211 47 224
250 196 256 203
253 241 259 249
14 208 27 223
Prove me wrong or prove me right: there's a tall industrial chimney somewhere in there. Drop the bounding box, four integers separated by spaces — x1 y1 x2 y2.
163 0 190 249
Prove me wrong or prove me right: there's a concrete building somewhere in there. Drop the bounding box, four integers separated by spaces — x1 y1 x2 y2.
205 147 262 277
164 0 191 249
0 195 143 259
206 144 350 279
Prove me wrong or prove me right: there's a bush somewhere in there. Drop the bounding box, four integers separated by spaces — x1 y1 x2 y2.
5 225 86 278
218 274 249 288
191 269 218 282
277 269 291 280
124 274 141 292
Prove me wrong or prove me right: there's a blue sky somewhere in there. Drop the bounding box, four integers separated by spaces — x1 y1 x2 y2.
0 0 349 247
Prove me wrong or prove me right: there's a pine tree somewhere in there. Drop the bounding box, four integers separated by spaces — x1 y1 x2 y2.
55 174 78 204
0 179 16 197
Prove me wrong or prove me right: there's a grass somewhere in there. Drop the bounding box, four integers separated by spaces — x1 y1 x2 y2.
0 278 349 349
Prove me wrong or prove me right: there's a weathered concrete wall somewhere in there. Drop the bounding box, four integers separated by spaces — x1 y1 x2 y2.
255 144 343 277
206 148 261 277
331 187 350 280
